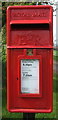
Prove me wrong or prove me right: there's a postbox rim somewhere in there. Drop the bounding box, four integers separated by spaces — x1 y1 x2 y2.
7 5 53 11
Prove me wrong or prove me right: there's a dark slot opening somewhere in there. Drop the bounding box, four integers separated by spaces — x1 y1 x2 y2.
11 24 49 30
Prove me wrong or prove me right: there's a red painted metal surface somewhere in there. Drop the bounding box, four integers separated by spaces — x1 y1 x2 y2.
7 5 53 113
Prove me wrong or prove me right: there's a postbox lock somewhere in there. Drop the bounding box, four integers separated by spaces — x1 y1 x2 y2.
16 77 18 80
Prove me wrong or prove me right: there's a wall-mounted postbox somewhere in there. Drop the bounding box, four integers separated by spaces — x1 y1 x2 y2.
7 5 53 113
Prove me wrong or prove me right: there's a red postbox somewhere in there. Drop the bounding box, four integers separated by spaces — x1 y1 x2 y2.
7 5 53 113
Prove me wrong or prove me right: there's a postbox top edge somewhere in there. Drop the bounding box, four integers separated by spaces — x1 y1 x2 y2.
7 5 53 11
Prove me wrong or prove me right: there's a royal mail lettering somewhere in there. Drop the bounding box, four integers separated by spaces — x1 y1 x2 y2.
11 8 49 20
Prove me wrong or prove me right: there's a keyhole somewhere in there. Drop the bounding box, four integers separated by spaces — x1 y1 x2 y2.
16 77 18 80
